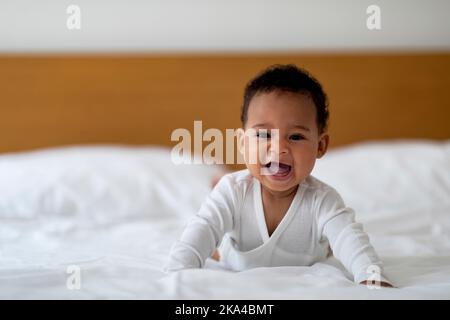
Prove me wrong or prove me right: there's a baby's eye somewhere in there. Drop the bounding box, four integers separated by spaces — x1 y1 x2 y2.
289 134 305 141
256 131 271 139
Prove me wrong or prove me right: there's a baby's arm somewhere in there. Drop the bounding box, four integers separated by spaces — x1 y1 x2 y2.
164 175 236 272
317 188 393 287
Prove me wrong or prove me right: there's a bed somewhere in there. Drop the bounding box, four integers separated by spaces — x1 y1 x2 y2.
0 140 449 299
0 53 449 299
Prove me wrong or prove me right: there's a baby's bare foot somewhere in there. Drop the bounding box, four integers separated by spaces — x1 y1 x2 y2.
211 249 220 261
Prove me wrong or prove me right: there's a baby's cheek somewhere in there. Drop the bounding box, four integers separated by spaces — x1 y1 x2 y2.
243 138 269 165
294 149 317 174
246 163 263 180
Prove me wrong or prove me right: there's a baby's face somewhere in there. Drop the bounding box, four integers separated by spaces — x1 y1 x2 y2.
242 90 328 194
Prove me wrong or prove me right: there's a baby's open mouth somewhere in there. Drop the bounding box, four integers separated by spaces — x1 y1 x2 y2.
263 161 292 177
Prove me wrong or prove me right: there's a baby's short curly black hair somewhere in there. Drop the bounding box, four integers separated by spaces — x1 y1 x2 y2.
241 64 329 134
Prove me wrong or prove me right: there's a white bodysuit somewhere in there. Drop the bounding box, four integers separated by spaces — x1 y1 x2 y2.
166 169 389 284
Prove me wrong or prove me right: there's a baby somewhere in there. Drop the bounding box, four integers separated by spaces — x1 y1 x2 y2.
165 64 392 287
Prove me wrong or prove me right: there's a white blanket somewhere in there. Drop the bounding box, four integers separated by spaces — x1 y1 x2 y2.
0 141 449 299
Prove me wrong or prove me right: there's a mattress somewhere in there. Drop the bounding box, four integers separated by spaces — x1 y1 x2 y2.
0 141 449 299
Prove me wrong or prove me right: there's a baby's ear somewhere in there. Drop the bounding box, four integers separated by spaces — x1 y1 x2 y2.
317 133 329 159
236 128 246 156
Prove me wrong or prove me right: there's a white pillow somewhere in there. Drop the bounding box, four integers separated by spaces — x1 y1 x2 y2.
312 140 450 217
0 145 223 225
1 141 448 230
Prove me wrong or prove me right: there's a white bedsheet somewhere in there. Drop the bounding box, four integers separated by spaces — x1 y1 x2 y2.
0 141 449 299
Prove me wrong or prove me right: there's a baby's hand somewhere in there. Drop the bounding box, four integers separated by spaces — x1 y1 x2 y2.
359 280 394 288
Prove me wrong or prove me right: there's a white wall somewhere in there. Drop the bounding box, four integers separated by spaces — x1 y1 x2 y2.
1 0 449 53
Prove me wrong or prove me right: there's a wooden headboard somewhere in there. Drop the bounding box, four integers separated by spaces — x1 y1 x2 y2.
1 53 449 156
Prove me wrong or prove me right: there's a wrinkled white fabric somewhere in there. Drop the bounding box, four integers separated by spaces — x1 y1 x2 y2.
0 140 449 299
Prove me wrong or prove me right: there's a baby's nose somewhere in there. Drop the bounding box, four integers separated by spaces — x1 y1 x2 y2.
270 137 289 154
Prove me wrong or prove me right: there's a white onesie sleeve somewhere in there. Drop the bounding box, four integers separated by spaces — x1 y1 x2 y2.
164 175 238 272
316 187 391 284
